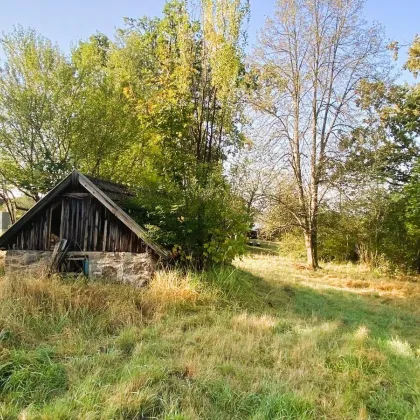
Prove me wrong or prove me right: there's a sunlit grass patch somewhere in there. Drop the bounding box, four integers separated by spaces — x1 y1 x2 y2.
386 337 415 358
231 312 277 332
143 269 216 316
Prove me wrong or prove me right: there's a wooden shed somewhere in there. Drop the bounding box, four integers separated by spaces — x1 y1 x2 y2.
0 170 168 285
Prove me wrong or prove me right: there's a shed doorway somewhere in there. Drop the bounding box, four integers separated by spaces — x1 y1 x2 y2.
50 202 62 250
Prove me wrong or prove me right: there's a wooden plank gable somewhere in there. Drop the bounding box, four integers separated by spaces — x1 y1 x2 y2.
0 170 168 258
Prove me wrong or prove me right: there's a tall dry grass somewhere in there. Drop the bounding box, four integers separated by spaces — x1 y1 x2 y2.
1 255 420 419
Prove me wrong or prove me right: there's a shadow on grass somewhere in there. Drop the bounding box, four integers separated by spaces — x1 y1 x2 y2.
214 267 420 345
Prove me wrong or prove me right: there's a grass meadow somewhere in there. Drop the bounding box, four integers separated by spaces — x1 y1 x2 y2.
0 251 419 419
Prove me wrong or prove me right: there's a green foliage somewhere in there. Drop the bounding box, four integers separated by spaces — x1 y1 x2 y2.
317 210 359 263
0 346 67 406
70 34 143 178
401 164 420 271
129 168 250 265
327 35 420 271
277 231 307 260
405 34 420 77
0 27 75 199
314 190 420 272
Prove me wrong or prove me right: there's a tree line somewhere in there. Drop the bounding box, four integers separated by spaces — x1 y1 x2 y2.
1 0 419 271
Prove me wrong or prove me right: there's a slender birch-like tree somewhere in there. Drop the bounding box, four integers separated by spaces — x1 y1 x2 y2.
249 0 388 268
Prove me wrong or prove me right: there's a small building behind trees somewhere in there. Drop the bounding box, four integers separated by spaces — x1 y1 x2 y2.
0 170 168 285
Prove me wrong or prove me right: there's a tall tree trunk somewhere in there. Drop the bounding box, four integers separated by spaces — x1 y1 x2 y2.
304 225 318 269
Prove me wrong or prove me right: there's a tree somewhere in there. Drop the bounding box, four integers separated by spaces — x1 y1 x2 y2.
70 34 142 179
115 0 251 266
0 27 76 200
0 175 17 224
229 136 279 217
249 0 388 268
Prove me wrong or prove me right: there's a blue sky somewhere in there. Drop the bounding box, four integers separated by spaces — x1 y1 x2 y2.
0 0 418 77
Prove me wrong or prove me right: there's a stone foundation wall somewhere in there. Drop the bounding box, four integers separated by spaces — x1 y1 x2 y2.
4 250 156 287
5 250 53 277
82 251 155 287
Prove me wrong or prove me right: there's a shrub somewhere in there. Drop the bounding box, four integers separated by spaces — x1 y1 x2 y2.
277 231 307 260
128 169 251 268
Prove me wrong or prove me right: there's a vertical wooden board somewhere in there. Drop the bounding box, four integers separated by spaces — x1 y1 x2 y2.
31 221 35 249
29 222 33 249
46 206 52 251
80 199 85 249
87 200 92 250
74 199 78 244
122 230 127 252
79 199 83 246
37 216 41 250
35 218 39 249
80 199 85 246
79 199 83 247
73 199 77 244
90 199 94 248
83 198 90 250
109 220 113 252
62 199 66 240
66 201 69 243
108 213 114 251
33 220 37 249
37 216 40 250
59 199 65 241
93 208 99 251
74 199 79 246
40 216 44 249
128 231 132 252
115 223 119 252
34 218 38 249
67 200 71 243
116 224 120 252
40 215 44 250
116 223 121 252
108 218 112 252
105 213 109 251
43 214 47 249
65 199 70 240
112 221 116 252
69 199 75 244
102 218 108 252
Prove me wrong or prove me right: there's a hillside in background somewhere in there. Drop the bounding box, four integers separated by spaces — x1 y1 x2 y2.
1 251 419 419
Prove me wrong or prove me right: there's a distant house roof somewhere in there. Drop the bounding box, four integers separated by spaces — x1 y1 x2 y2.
0 170 168 258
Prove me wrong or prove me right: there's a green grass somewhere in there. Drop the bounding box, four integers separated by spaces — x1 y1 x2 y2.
246 240 281 255
1 255 420 419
